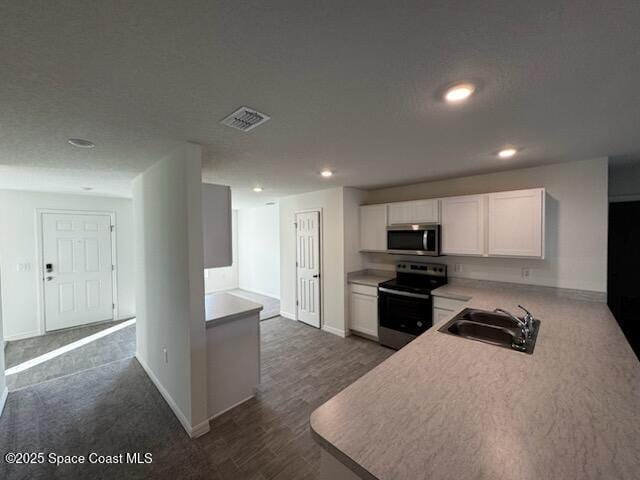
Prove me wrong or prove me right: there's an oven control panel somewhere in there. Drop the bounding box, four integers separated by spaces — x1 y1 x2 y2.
396 262 447 277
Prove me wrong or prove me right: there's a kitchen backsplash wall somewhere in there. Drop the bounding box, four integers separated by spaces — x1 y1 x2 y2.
362 158 608 293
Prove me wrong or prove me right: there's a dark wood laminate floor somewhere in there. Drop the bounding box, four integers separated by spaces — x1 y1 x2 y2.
0 317 393 480
5 319 136 391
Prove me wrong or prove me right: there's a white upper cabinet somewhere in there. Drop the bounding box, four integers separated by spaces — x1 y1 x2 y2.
202 183 232 268
360 204 388 251
488 188 545 258
441 195 486 256
388 199 439 225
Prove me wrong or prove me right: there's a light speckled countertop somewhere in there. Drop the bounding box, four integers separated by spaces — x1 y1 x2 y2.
347 270 395 287
204 292 263 328
311 282 640 480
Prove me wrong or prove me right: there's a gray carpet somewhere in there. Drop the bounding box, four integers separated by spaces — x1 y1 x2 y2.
5 320 136 391
0 317 392 480
227 289 280 321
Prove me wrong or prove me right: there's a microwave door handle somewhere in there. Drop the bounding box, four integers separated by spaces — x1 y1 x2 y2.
423 230 428 251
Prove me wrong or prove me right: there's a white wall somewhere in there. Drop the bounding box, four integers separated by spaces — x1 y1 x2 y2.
0 272 7 417
204 210 239 293
364 158 609 293
0 191 135 340
133 143 208 437
238 204 280 299
609 159 640 202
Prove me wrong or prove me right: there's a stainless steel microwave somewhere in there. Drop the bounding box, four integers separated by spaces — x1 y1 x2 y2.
386 224 441 256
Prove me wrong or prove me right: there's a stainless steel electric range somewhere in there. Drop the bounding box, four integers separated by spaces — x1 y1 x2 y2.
378 262 447 350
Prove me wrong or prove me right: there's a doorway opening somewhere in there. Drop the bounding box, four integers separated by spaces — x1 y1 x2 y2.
608 200 640 360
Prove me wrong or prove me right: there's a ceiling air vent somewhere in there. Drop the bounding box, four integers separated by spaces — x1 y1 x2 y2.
220 106 270 132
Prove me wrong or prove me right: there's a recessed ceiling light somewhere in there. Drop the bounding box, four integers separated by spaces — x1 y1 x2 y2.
444 83 476 103
498 148 518 159
68 138 95 148
253 186 263 192
320 170 333 178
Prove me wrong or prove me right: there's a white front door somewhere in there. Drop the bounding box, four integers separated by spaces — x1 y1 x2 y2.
296 211 321 328
42 213 114 331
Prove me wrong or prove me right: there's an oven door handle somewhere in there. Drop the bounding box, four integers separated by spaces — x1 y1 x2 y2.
378 287 431 300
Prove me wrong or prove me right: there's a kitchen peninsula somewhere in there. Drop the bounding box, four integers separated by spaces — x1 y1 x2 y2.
311 281 640 480
205 292 263 420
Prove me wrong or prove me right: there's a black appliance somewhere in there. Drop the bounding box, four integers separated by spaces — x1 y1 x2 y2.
378 262 447 350
386 224 441 256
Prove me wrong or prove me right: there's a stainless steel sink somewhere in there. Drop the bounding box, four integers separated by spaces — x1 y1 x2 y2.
438 308 541 354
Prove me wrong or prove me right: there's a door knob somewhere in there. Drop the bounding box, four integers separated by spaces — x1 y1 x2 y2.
313 274 320 278
46 276 53 281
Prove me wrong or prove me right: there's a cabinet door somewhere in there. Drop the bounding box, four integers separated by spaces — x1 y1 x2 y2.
202 183 232 268
349 291 378 338
441 195 486 256
360 204 388 251
433 307 454 325
488 189 544 258
388 199 439 225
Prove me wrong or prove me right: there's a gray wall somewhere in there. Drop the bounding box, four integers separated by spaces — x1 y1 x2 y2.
609 159 640 203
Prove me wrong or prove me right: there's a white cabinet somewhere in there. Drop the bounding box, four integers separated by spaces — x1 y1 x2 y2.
434 307 454 325
488 188 545 258
349 284 378 338
388 199 439 225
360 204 388 251
202 183 232 268
440 195 486 256
433 296 467 325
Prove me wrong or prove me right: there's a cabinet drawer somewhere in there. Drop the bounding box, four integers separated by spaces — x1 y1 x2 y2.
433 296 467 311
350 283 378 297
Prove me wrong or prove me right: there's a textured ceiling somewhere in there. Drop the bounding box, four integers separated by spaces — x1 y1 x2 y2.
1 1 640 207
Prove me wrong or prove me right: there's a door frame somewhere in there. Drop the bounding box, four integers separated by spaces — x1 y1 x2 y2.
294 208 323 328
35 208 118 335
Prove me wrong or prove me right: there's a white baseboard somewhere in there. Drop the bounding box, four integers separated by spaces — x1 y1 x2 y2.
238 286 280 301
280 311 296 320
322 324 347 338
135 354 210 438
0 386 8 417
4 330 41 342
208 394 255 422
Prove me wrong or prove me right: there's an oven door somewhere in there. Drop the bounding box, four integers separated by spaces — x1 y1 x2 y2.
378 287 433 337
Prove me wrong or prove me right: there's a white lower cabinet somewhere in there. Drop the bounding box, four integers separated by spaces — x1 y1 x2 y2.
433 296 467 325
349 284 379 338
433 307 454 325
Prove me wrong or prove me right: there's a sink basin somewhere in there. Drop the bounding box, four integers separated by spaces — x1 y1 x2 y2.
438 308 540 354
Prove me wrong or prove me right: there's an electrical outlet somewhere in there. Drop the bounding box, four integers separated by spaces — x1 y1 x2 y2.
454 263 463 273
163 348 168 364
521 268 531 279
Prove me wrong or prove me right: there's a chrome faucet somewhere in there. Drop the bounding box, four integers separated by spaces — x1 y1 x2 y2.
494 308 529 344
517 305 535 335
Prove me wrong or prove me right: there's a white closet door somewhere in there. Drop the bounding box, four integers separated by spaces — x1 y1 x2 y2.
296 211 321 328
